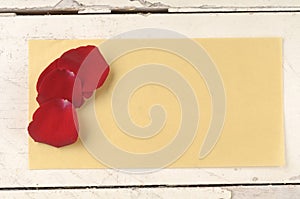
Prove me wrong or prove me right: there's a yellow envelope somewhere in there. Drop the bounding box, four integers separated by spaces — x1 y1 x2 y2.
28 38 284 169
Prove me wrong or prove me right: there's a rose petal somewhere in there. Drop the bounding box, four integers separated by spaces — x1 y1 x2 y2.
36 58 59 93
37 68 84 108
82 91 94 98
28 99 78 147
56 46 95 74
36 46 94 93
59 45 95 69
77 47 110 93
36 46 110 100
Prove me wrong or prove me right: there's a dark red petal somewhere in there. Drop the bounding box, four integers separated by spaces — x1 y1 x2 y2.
37 68 84 108
97 66 110 88
57 45 96 75
78 47 110 93
61 45 95 61
28 99 78 147
36 59 58 93
82 91 94 99
36 45 109 106
36 46 95 93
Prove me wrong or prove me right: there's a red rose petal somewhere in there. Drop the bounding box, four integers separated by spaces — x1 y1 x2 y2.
36 47 91 93
36 58 58 93
56 45 99 77
36 46 110 100
37 68 84 108
28 99 78 147
59 45 95 71
77 47 110 93
82 91 94 98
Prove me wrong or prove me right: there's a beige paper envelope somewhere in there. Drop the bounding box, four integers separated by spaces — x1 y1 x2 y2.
28 38 284 169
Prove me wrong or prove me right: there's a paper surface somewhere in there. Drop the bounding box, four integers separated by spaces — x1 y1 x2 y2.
28 38 284 169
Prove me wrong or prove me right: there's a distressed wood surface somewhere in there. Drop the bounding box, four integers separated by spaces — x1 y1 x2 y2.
231 185 300 199
0 13 300 190
1 185 300 198
0 0 299 13
0 187 231 198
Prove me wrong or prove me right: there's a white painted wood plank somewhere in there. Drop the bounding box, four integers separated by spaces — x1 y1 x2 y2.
138 0 300 8
231 185 300 199
0 185 300 198
0 0 61 9
0 13 300 187
0 187 231 199
0 0 299 13
77 0 300 9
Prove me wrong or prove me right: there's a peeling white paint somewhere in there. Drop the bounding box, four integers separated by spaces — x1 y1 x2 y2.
0 0 299 13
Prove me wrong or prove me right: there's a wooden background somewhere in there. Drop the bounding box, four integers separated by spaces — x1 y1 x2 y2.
0 0 300 198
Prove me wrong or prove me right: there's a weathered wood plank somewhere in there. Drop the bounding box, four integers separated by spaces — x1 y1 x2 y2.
0 0 299 13
0 185 300 198
0 187 231 198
